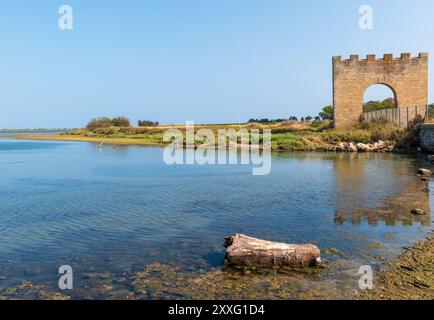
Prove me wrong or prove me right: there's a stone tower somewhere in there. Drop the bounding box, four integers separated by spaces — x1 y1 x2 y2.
333 53 428 128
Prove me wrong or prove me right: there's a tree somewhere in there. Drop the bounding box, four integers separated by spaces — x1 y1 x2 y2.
111 116 131 127
86 117 112 130
428 103 434 120
319 105 334 120
363 98 397 112
138 120 159 127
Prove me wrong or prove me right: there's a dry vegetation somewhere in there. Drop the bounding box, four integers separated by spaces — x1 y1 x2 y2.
9 117 422 152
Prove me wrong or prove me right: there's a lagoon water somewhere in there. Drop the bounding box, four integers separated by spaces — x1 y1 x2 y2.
0 137 432 299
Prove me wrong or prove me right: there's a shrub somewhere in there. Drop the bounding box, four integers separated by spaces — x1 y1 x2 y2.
112 117 131 127
108 133 126 138
86 117 131 130
319 106 334 120
86 117 113 130
93 127 121 135
310 119 332 131
396 115 425 150
244 122 264 130
271 133 306 150
321 129 372 144
363 98 397 112
138 120 159 127
322 118 402 144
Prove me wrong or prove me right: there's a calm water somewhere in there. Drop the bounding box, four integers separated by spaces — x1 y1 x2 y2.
0 138 432 299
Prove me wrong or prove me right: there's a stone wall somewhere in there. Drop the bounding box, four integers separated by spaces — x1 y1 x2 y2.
333 53 429 128
419 124 434 153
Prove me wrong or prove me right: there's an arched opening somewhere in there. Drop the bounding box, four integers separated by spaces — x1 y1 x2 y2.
363 84 397 113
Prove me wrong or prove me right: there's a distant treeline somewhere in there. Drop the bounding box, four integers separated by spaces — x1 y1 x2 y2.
86 117 159 130
138 120 159 127
248 116 321 124
248 105 336 124
363 98 397 112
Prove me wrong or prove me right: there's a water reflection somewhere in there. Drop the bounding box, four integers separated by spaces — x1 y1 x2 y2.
333 153 431 226
1 140 433 299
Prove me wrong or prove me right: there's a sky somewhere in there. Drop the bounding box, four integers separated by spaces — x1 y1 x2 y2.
0 0 434 128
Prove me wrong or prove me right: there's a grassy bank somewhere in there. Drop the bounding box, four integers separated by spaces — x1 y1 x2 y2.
7 119 415 152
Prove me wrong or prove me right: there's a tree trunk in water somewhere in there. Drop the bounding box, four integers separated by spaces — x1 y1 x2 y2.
224 234 321 268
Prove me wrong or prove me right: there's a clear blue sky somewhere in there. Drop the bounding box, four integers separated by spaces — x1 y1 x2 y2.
1 0 433 128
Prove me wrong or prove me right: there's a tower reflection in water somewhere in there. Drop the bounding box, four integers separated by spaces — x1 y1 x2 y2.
333 153 431 227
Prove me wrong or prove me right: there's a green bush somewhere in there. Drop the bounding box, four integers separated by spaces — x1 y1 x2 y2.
112 117 131 127
271 133 306 150
83 131 99 137
107 133 126 138
319 106 334 120
138 120 159 127
86 117 113 130
86 117 131 130
321 130 372 144
363 98 397 112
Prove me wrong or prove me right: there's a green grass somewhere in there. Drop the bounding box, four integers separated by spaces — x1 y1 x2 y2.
271 133 307 151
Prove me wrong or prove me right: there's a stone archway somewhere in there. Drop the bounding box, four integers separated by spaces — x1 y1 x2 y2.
363 83 397 111
332 53 428 128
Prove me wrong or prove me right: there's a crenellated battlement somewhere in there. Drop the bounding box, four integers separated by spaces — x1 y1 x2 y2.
333 52 428 65
332 52 429 128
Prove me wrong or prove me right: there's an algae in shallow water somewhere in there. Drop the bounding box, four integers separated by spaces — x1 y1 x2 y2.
362 235 434 300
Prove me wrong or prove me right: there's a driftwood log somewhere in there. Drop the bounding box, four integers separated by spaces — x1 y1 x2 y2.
224 234 321 268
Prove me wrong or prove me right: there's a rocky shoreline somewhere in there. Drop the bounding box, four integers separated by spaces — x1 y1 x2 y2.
329 140 395 153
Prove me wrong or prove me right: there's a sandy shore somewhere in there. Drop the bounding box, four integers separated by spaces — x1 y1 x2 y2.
3 134 162 146
3 134 269 150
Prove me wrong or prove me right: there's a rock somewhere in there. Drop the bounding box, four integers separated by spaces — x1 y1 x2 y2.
417 168 432 177
411 209 427 216
342 142 350 152
334 141 395 153
427 155 434 162
384 233 396 240
357 143 369 152
322 248 339 255
348 143 358 152
224 234 321 268
368 242 383 249
335 143 345 152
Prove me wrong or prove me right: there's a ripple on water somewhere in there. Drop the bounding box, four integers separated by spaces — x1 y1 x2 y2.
0 142 432 298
